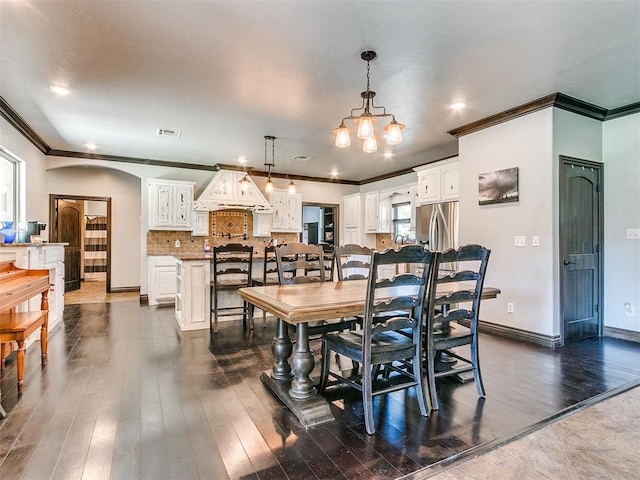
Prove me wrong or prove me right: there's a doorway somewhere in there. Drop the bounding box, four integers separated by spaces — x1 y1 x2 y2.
301 203 338 246
49 195 112 294
559 156 604 343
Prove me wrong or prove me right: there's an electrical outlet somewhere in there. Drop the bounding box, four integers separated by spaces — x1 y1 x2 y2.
626 228 640 240
532 235 540 247
174 239 181 248
625 303 636 317
514 235 526 247
507 302 515 313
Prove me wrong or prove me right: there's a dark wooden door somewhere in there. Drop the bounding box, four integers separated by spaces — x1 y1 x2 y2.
58 200 83 292
560 157 603 343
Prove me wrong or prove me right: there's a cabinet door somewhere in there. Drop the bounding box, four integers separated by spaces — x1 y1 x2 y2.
418 169 441 204
253 212 272 237
378 196 391 233
173 185 192 228
154 184 174 227
441 164 459 200
364 193 379 232
270 191 287 230
344 195 360 229
156 266 177 300
344 228 360 246
286 194 302 231
192 211 209 236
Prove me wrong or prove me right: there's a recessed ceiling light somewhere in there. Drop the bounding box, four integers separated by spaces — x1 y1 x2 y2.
49 85 70 96
383 152 394 159
238 155 247 164
451 102 466 110
85 143 97 151
330 169 339 178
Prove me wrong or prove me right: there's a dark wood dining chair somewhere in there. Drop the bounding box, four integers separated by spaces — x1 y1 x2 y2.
276 242 353 336
335 243 373 282
250 244 282 328
423 244 491 410
210 243 253 334
318 245 437 435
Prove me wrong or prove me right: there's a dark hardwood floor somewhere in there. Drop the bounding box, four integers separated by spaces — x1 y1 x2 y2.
1 301 639 479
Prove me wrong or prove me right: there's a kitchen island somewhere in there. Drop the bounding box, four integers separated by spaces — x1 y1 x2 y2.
172 253 266 332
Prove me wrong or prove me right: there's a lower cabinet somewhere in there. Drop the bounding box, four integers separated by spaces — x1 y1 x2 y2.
175 259 210 331
148 256 177 305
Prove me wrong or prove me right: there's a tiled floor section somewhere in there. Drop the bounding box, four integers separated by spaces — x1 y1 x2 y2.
424 386 640 479
64 280 139 305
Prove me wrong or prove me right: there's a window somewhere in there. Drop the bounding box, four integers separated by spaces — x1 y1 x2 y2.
392 202 414 241
0 146 23 224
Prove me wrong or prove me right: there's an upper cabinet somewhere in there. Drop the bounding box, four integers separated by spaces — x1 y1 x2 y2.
269 190 302 232
148 179 195 230
413 157 459 205
364 192 391 233
191 211 210 236
343 194 361 229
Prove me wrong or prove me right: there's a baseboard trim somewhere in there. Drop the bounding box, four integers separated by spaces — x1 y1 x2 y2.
604 326 640 344
459 319 561 348
110 286 140 293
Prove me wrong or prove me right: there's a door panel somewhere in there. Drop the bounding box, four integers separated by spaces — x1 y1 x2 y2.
560 158 602 343
58 200 83 292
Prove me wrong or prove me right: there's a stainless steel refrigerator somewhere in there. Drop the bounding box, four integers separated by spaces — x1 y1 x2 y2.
415 201 459 252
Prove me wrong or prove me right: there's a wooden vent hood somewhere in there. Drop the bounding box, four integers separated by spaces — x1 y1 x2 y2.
194 170 272 212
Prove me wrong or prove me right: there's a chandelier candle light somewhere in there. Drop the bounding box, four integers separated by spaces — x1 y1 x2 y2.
333 51 405 153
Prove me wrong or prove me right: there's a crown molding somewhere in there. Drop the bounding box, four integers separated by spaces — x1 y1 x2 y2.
0 96 50 154
448 92 638 138
214 163 359 185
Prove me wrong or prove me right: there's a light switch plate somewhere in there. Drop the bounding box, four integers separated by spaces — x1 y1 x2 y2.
626 228 640 240
532 236 540 247
514 235 526 247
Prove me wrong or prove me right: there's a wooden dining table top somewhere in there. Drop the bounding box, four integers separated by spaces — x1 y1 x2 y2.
239 280 501 325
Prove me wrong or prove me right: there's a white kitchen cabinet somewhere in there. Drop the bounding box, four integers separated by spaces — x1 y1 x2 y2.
441 163 460 200
364 192 391 233
148 255 177 305
253 212 272 237
148 179 195 230
343 194 361 229
269 190 302 232
413 157 459 205
175 259 210 331
191 211 210 236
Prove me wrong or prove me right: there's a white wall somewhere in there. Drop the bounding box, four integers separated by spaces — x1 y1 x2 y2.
458 109 556 336
603 113 640 332
47 166 141 289
0 116 48 224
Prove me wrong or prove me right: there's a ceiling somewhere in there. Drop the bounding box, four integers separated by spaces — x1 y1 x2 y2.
1 1 638 182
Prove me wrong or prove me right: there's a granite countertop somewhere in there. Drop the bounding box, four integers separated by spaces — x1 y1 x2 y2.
0 242 68 247
170 252 266 261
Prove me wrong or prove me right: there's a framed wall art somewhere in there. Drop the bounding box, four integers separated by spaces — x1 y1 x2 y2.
478 167 519 205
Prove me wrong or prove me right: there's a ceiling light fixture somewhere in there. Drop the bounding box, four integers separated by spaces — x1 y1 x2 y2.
263 135 276 194
239 173 251 192
85 142 97 151
451 102 466 110
49 85 70 96
333 51 405 153
287 178 297 194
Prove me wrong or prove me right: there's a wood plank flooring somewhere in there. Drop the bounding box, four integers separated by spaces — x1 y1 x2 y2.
0 301 639 479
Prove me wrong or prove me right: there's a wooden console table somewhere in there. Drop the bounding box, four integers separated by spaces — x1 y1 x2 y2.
0 261 50 418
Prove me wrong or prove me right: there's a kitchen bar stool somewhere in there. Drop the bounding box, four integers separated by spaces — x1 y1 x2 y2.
210 243 253 334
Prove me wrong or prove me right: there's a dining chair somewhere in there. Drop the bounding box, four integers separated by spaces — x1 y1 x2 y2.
335 244 373 282
250 244 282 328
423 244 491 410
318 244 437 435
275 242 353 335
210 243 253 334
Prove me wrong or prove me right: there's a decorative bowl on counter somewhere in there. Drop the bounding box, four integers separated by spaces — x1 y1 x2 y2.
0 221 16 244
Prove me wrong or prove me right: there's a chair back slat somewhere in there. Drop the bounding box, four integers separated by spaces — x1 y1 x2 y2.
363 245 437 337
335 244 373 282
276 243 325 285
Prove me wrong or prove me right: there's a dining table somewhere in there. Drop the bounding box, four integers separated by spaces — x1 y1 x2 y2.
239 279 500 428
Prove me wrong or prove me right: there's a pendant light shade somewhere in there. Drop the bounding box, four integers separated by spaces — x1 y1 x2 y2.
239 174 251 192
287 178 297 194
332 51 405 153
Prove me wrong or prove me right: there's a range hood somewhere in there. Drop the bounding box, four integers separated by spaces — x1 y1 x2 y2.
194 169 272 212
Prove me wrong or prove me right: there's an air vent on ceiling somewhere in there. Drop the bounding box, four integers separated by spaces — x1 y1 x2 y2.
157 128 182 138
292 155 313 162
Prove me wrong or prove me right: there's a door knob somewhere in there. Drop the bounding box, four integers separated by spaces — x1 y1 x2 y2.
563 260 572 265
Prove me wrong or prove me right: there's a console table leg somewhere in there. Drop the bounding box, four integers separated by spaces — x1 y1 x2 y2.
16 340 25 395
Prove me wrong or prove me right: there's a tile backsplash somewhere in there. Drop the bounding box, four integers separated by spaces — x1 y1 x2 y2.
146 210 298 256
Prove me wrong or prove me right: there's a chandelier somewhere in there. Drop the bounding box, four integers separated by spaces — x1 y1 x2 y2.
332 51 404 153
260 135 296 195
